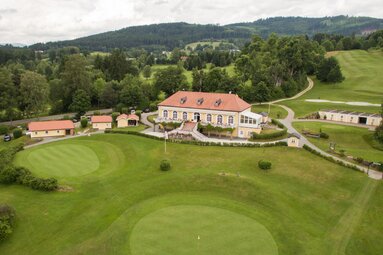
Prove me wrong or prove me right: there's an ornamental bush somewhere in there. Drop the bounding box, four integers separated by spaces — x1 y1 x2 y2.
12 128 22 139
258 160 272 170
0 125 9 135
319 132 329 139
0 204 15 241
160 159 171 171
80 118 88 128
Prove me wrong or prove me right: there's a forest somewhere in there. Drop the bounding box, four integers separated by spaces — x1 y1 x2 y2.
0 30 382 122
29 16 383 52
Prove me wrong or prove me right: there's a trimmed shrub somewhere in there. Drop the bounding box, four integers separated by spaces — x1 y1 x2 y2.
319 132 329 139
0 125 9 135
258 160 272 170
12 128 22 139
80 118 88 128
160 159 171 171
0 204 15 241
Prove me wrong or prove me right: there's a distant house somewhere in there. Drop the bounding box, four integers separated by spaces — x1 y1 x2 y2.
156 91 262 138
318 109 382 127
28 120 74 138
287 133 301 148
117 113 140 128
91 116 112 130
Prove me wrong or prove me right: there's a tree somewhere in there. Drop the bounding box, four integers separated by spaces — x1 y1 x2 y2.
154 66 189 96
254 82 270 103
69 89 91 116
316 57 344 83
0 68 17 119
119 75 148 109
19 71 49 117
93 78 106 107
142 65 152 79
61 54 92 110
374 103 383 144
321 40 334 51
101 81 120 107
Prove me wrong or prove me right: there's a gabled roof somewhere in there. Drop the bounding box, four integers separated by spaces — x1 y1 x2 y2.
28 120 74 131
91 115 112 123
158 91 251 112
117 114 139 121
288 133 301 139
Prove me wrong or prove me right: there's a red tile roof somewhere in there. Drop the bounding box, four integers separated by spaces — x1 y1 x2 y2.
91 115 112 123
158 91 251 112
28 120 74 131
117 114 139 121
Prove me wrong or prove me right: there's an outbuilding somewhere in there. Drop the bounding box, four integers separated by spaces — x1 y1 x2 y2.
28 120 74 138
287 133 301 148
116 113 140 128
91 116 112 130
318 109 382 127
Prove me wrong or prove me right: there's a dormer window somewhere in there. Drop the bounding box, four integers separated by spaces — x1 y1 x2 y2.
180 96 187 104
214 99 222 107
197 98 204 105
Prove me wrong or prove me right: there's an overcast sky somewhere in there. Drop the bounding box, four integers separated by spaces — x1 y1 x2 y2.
1 0 382 45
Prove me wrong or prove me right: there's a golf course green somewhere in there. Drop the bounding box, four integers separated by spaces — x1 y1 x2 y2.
0 134 382 254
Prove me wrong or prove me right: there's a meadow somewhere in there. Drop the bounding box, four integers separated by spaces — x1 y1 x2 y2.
0 134 382 254
282 50 383 118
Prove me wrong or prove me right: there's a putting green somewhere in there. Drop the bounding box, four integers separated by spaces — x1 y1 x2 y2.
23 144 100 177
130 205 278 255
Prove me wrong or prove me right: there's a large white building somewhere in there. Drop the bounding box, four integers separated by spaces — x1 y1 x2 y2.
156 91 263 138
318 109 382 127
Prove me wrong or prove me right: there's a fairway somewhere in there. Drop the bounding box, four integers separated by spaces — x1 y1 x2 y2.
1 134 382 254
23 144 100 177
282 50 383 117
130 205 278 255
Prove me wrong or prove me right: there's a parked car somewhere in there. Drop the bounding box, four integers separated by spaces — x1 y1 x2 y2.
3 134 12 142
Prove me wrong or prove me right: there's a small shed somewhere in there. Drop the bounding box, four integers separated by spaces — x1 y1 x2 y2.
28 120 74 138
117 114 140 128
287 133 301 148
91 116 112 130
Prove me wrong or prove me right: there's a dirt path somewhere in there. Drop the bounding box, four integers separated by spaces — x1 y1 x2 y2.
327 179 378 255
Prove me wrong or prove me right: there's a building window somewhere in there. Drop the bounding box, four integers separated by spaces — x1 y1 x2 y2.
35 132 37 135
207 114 212 122
163 110 168 118
228 116 233 125
173 111 178 120
194 112 200 121
183 112 187 120
57 130 60 133
45 131 48 134
217 115 223 124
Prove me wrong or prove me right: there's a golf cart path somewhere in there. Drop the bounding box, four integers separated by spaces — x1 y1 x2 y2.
327 179 378 255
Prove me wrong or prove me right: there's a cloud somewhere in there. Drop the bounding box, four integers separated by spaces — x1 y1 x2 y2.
0 0 382 45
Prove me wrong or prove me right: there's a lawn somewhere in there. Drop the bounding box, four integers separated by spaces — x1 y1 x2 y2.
252 104 288 119
0 134 382 254
112 124 148 132
281 50 383 117
293 121 383 162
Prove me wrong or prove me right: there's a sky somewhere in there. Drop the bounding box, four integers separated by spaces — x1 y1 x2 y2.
0 0 382 45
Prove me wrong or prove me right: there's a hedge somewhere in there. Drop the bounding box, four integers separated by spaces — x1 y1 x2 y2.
0 144 58 191
252 128 287 140
12 128 23 139
160 159 171 171
258 160 272 170
105 130 288 148
0 204 15 241
271 119 285 129
0 125 9 135
302 144 361 172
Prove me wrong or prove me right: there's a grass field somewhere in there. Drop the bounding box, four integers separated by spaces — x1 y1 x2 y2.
282 50 383 117
0 134 382 254
252 104 288 119
293 122 383 162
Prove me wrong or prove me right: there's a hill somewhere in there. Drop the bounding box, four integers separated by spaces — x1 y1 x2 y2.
30 16 383 51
